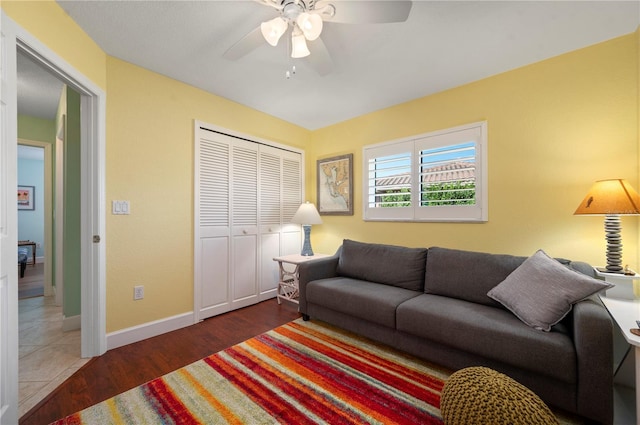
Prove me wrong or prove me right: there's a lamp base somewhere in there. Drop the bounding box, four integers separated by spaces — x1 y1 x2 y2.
604 214 623 273
300 224 314 256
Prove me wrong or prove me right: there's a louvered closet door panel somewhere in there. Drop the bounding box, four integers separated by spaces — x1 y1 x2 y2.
281 151 303 256
231 141 259 307
259 146 282 296
196 132 231 319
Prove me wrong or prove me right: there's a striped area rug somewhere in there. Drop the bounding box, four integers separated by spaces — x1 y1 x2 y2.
52 319 449 424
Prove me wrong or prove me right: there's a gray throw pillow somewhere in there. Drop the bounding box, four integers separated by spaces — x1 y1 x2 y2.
487 249 612 331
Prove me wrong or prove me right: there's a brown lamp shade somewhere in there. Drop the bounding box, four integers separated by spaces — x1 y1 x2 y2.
574 179 640 216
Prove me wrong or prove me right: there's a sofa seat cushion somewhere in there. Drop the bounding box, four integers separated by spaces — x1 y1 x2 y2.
306 277 421 328
336 239 428 291
396 294 576 384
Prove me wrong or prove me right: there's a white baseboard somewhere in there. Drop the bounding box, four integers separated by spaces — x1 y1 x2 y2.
106 312 195 351
62 314 81 332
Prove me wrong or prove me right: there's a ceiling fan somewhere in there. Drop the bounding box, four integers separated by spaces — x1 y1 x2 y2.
223 0 413 76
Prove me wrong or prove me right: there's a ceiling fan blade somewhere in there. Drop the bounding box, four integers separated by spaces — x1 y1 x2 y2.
316 1 412 24
304 37 333 76
253 0 283 10
223 26 264 61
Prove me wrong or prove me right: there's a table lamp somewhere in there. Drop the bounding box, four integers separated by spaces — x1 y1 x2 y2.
574 179 640 273
291 201 323 256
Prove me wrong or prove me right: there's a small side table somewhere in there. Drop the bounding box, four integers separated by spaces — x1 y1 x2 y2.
599 295 640 424
18 240 36 267
595 268 640 300
273 253 330 305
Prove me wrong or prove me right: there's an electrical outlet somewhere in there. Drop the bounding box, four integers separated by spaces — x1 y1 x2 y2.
133 285 144 300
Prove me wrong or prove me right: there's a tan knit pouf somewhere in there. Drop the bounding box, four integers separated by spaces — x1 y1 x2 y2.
440 367 560 425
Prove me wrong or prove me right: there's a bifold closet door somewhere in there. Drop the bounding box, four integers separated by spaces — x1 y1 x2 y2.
195 125 303 320
196 132 232 319
259 146 282 298
230 140 259 309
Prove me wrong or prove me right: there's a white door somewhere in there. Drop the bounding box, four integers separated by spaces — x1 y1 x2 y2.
0 12 20 425
230 141 258 308
281 152 303 255
259 146 282 298
195 130 232 320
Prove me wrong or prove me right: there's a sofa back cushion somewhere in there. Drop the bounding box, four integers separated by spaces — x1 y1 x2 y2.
337 239 427 291
424 247 527 307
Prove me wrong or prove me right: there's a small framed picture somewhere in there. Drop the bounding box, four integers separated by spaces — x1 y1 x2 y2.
18 185 35 210
317 153 353 216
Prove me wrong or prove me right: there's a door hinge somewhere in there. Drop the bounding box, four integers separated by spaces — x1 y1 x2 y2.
93 235 101 243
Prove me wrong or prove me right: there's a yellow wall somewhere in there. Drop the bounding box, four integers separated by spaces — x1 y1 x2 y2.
3 1 639 334
105 58 309 331
310 33 639 269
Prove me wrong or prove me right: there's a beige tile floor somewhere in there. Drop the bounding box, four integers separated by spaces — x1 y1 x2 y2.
18 296 90 418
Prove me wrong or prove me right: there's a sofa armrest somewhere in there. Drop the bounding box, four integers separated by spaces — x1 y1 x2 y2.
298 252 340 315
572 295 613 424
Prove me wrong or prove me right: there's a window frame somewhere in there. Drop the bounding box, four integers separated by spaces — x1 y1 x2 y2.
363 121 488 223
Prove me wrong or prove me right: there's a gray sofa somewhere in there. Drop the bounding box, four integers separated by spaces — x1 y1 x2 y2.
298 239 613 424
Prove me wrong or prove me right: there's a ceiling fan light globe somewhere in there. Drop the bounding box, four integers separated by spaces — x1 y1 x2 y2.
291 33 310 58
261 17 287 46
297 13 323 41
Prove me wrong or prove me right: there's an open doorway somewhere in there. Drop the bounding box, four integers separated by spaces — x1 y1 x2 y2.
17 144 46 299
2 15 106 422
10 30 106 422
16 51 87 417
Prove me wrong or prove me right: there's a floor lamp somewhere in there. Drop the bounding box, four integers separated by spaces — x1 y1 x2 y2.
291 201 323 256
574 179 640 274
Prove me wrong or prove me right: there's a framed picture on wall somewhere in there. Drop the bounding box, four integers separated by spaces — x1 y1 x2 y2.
18 185 35 210
317 153 353 215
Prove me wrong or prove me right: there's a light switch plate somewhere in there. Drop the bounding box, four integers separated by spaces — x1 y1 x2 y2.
112 200 131 215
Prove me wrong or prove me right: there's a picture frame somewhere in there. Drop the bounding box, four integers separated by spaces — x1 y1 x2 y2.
317 153 353 216
18 185 35 210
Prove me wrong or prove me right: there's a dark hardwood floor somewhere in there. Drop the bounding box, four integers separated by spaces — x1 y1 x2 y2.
20 299 301 425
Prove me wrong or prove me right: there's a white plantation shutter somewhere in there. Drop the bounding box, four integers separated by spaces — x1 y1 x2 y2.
419 142 476 206
363 140 414 221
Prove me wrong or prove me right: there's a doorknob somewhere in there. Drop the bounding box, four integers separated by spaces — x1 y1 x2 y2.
93 235 101 243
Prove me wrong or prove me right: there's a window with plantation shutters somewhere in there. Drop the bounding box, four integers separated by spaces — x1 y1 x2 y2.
363 122 487 222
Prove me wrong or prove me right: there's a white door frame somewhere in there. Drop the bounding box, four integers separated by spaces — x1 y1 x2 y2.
1 13 21 424
5 13 106 357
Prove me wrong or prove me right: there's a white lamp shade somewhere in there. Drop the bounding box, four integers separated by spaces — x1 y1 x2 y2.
261 17 287 46
291 202 322 225
291 32 310 58
296 13 323 41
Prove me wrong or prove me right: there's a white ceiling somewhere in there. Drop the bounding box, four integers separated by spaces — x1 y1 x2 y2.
18 1 640 130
